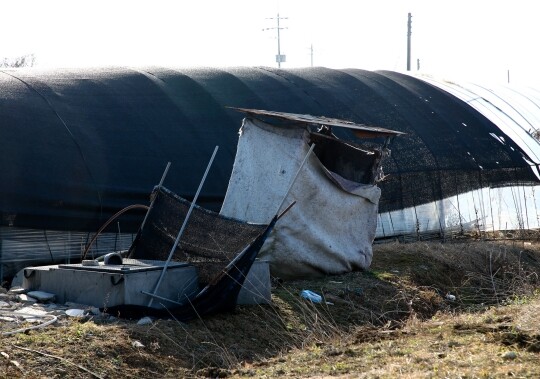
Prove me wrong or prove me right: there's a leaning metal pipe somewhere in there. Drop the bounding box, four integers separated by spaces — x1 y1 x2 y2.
147 146 219 307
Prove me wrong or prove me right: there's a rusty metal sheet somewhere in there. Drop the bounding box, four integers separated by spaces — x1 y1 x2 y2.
228 107 405 138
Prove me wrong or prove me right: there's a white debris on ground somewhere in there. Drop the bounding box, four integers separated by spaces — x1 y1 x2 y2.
27 290 56 302
136 316 153 326
0 286 118 336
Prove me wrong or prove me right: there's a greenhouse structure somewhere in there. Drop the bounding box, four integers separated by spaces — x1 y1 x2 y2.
1 66 539 278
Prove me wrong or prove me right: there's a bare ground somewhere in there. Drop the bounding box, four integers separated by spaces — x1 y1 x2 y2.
1 238 540 378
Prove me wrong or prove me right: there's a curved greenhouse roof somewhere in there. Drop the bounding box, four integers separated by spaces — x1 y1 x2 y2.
419 75 540 176
1 66 539 232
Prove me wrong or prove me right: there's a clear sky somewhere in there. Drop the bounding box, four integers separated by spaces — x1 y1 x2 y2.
2 0 539 85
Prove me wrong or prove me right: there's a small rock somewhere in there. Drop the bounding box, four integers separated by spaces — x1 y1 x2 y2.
14 306 48 317
502 351 517 360
10 360 22 371
14 306 49 323
0 316 16 322
132 340 145 348
0 287 7 294
8 287 26 295
137 316 153 326
95 350 107 358
27 291 55 302
17 294 37 303
0 301 10 308
89 307 101 316
65 309 86 317
325 348 343 356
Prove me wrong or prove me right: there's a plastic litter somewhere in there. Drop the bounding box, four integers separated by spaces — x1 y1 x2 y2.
300 290 322 303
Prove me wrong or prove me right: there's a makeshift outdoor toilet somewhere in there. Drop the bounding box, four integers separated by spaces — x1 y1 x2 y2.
220 109 402 279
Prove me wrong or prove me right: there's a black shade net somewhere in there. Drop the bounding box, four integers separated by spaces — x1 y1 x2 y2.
103 185 275 320
1 67 538 233
129 186 267 285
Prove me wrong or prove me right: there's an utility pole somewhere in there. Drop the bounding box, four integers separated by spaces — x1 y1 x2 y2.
407 13 412 71
263 14 288 68
310 44 314 67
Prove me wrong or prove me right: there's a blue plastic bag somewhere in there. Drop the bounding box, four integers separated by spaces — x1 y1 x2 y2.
300 290 322 303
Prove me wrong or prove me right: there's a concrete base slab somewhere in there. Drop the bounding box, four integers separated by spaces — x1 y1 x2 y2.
19 258 271 309
21 260 198 309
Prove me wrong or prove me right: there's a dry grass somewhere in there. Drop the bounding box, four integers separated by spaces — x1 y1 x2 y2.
1 238 540 378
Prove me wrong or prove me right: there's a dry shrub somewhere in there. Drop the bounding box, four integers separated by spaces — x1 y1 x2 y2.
374 240 540 309
130 239 540 374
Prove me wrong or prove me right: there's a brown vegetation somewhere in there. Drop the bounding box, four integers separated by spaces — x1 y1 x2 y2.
1 239 540 378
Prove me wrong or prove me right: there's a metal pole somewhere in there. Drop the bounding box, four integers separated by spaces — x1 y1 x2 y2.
407 13 412 71
147 146 219 307
263 14 287 67
277 13 281 68
125 162 171 259
139 161 170 231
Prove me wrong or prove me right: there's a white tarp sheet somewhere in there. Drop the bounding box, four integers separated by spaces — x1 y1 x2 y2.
220 118 381 279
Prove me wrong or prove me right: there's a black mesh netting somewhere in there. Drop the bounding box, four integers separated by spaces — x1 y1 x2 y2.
129 186 267 284
1 67 539 232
